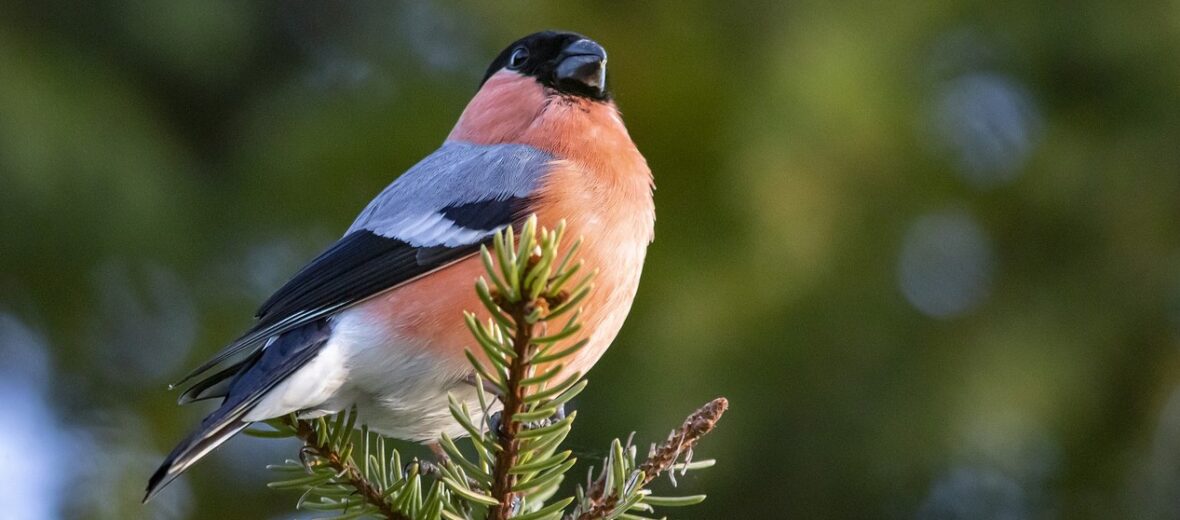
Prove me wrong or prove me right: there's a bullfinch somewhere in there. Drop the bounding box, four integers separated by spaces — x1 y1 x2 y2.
145 31 654 501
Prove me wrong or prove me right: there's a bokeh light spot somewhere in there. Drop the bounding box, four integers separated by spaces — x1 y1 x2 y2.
898 210 994 318
930 72 1041 189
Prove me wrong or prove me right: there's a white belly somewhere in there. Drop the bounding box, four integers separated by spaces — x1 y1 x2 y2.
242 307 493 442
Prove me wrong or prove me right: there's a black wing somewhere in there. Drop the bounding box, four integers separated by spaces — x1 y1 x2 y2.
174 196 531 387
174 230 476 385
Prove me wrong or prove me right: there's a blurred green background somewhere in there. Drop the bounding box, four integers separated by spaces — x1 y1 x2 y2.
2 1 1179 518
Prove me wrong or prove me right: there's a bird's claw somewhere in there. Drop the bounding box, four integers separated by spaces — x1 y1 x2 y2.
490 403 567 441
298 446 319 473
412 457 443 478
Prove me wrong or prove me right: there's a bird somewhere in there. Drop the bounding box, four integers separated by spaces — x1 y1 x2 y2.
145 30 654 501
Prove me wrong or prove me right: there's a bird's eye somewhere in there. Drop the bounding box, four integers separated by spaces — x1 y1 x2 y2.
508 47 529 69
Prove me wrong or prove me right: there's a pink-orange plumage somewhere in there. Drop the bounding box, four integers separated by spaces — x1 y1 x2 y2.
378 67 654 377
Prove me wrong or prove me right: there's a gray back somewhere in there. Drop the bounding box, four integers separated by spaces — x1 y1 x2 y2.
347 142 555 246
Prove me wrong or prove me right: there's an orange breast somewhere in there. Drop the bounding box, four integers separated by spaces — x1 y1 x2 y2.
361 83 654 384
356 162 653 380
358 255 488 363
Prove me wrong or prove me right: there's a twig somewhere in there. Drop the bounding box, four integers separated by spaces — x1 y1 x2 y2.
574 397 729 520
287 417 410 520
488 298 538 520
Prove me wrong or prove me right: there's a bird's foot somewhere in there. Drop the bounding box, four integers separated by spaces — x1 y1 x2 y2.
408 442 450 479
488 403 567 441
527 403 566 428
412 447 482 489
298 446 319 473
488 411 502 437
413 457 445 479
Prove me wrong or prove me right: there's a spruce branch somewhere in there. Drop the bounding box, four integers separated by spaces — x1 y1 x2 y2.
460 216 590 520
486 296 535 519
634 397 727 491
285 416 408 520
570 398 729 520
259 215 725 520
259 410 458 520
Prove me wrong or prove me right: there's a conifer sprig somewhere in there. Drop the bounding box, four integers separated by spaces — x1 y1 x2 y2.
260 216 726 519
461 217 590 520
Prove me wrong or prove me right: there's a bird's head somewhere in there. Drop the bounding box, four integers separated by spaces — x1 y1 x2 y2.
480 31 609 101
449 31 617 146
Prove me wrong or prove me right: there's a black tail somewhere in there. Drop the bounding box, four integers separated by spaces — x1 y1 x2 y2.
144 409 251 502
145 320 331 502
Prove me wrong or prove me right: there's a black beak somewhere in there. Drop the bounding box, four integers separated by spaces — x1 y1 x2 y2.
555 39 607 94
